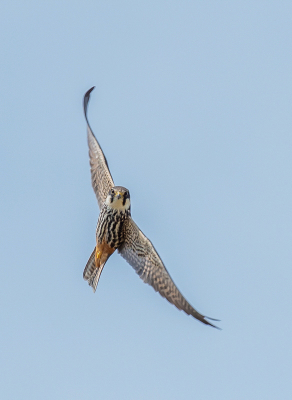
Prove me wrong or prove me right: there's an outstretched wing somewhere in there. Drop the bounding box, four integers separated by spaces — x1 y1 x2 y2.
118 218 219 328
83 87 114 209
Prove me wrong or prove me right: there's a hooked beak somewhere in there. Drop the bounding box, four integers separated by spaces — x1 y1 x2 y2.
116 192 122 199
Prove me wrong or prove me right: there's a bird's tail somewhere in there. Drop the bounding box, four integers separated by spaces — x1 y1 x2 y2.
83 247 105 292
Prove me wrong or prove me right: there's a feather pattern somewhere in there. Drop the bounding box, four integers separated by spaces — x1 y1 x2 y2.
83 87 219 328
118 218 219 328
84 87 114 209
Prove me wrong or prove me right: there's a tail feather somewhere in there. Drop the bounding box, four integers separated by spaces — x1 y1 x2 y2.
83 248 96 280
83 247 105 292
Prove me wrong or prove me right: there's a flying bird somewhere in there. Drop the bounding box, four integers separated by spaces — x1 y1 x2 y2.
83 87 219 328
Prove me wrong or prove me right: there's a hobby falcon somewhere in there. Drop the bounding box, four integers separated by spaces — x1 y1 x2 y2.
83 87 219 328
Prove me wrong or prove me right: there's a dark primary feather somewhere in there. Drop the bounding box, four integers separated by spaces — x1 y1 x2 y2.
83 87 114 209
118 218 219 328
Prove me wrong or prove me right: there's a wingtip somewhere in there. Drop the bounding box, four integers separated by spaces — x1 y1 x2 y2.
211 325 222 330
205 317 221 330
83 86 95 119
85 86 95 98
206 317 221 322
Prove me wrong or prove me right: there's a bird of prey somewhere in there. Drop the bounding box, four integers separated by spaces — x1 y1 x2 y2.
83 87 219 328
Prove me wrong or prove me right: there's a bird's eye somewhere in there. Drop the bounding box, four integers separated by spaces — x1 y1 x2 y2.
111 189 115 194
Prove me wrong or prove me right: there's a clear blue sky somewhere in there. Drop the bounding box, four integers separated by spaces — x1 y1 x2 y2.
1 1 291 399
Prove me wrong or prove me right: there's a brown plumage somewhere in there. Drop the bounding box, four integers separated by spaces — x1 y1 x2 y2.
82 87 220 329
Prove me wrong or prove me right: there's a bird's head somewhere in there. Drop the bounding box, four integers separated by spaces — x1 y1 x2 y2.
105 186 131 212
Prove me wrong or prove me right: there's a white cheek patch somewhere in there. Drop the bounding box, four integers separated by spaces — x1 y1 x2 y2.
105 196 112 207
106 195 130 212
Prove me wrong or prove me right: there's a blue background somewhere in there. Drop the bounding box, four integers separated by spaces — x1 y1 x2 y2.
1 1 291 399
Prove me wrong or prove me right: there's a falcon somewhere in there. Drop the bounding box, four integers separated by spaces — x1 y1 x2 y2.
83 87 219 328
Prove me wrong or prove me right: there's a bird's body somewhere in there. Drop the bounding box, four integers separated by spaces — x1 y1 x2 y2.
83 186 131 290
82 86 219 329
